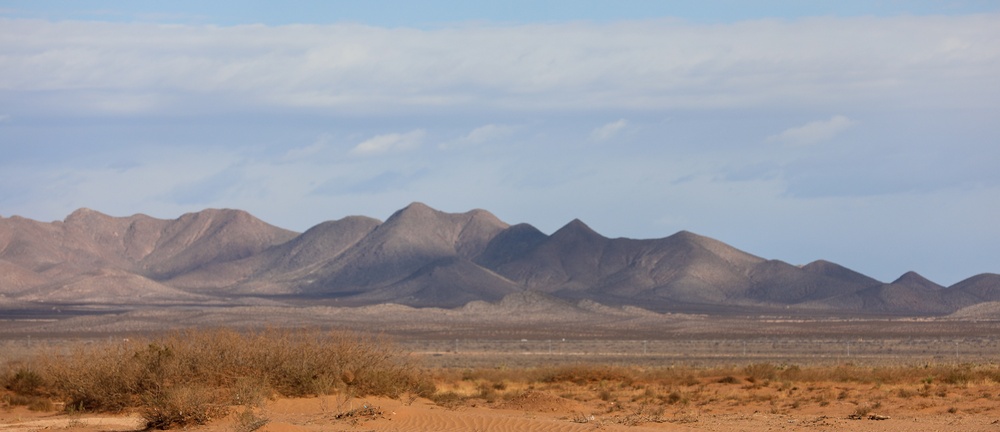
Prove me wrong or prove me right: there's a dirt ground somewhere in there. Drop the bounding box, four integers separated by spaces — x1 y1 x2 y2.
3 314 1000 431
4 375 1000 432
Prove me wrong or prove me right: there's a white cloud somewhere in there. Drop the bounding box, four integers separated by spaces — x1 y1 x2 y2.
768 115 856 146
0 114 9 122
1 16 997 115
463 124 515 144
350 130 425 155
439 124 516 149
283 134 333 161
591 119 628 141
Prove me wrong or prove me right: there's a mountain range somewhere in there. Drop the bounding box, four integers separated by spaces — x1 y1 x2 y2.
1 203 998 316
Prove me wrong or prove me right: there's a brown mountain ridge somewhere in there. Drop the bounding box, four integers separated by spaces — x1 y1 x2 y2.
1 203 997 316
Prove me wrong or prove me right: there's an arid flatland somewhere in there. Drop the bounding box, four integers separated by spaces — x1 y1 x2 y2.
4 328 1000 432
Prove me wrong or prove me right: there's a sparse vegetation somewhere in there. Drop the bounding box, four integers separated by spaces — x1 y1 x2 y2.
416 360 1000 422
1 328 431 429
5 331 1000 430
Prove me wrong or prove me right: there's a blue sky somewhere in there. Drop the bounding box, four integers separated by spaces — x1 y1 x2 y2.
4 0 1000 25
1 1 999 285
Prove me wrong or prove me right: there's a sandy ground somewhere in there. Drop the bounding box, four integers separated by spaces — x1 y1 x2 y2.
5 382 1000 432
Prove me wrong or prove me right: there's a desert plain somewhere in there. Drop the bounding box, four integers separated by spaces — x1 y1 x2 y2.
3 305 1000 432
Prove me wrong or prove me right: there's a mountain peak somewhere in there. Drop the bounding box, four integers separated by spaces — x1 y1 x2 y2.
398 201 436 214
182 207 254 220
5 204 995 316
65 207 112 223
668 230 707 242
384 202 444 224
801 259 882 287
407 201 432 209
892 271 943 290
465 207 503 223
553 218 602 238
666 230 724 248
391 202 503 223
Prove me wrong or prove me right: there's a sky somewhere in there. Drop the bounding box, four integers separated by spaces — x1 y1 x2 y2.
1 1 998 286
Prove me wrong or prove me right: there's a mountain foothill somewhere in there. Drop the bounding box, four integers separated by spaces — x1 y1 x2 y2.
1 203 997 316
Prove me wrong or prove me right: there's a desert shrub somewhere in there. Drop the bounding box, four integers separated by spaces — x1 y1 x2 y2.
744 363 778 382
229 376 271 407
665 390 684 404
940 366 973 385
2 393 54 411
5 367 45 395
717 375 740 384
427 391 464 409
597 388 614 402
614 403 664 426
476 382 499 402
141 384 227 430
779 365 802 381
535 364 633 385
20 328 428 428
232 407 270 432
41 342 145 412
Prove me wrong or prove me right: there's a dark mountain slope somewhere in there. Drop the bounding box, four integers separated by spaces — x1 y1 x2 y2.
483 226 887 310
488 219 610 292
1 204 995 316
809 282 955 315
166 215 382 292
475 223 549 269
301 202 509 294
805 271 955 315
340 257 523 308
892 271 944 291
137 209 298 279
744 259 879 305
264 216 382 274
801 260 883 287
949 273 1000 304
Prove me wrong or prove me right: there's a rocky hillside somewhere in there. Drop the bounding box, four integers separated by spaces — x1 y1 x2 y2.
1 203 997 315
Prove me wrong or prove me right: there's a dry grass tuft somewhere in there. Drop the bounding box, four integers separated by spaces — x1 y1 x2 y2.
232 407 270 432
2 328 431 429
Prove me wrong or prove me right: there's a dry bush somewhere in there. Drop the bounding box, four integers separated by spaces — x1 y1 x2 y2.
534 364 634 385
141 384 227 430
1 393 54 411
744 363 779 382
4 367 45 396
476 381 500 402
940 366 973 385
427 391 464 409
717 375 740 384
232 407 270 432
40 341 147 412
613 403 665 426
332 401 384 425
10 328 430 429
